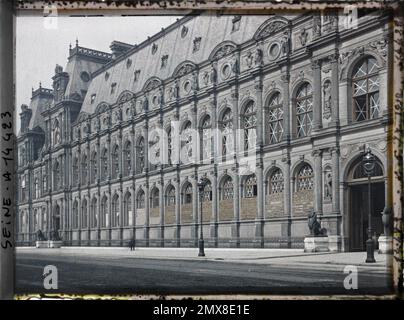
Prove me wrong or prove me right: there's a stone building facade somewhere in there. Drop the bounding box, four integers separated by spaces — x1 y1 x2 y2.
17 11 392 251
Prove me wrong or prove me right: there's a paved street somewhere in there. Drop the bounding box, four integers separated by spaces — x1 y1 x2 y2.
15 247 393 296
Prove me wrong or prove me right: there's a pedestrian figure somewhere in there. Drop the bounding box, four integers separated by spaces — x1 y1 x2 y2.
129 238 135 251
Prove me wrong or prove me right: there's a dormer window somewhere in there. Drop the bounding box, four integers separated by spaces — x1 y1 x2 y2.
161 55 168 69
134 70 141 82
111 82 117 94
90 94 96 104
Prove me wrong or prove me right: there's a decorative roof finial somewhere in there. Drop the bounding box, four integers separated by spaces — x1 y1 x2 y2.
69 43 72 50
39 82 42 89
76 38 79 47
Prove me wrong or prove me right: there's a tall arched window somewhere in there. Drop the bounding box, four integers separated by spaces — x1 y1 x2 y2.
242 101 257 151
201 180 212 202
101 196 108 227
295 83 313 138
296 164 314 191
91 151 97 184
123 141 132 176
34 178 39 199
111 145 119 179
352 57 380 122
101 148 108 181
42 174 47 194
82 199 88 228
244 174 257 198
269 168 284 194
112 194 120 227
137 190 145 209
181 121 193 163
72 157 79 186
72 200 79 229
221 108 233 157
136 137 145 174
124 192 132 226
183 182 193 204
81 154 88 185
151 188 160 208
267 92 284 144
167 128 173 165
91 197 98 228
200 115 212 162
166 186 176 206
221 176 234 200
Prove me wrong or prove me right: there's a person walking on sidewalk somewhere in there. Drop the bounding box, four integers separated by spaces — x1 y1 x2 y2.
129 238 135 251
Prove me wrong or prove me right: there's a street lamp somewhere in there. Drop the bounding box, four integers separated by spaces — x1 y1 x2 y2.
197 177 206 257
362 147 376 263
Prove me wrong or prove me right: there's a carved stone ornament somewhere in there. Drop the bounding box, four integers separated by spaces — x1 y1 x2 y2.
323 80 332 120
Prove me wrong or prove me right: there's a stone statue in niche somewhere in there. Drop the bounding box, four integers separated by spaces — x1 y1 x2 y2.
157 87 164 105
323 81 332 119
231 56 239 74
94 118 100 132
136 100 143 114
245 51 253 68
324 171 332 200
253 47 263 66
210 66 217 83
299 27 308 46
203 71 209 86
280 31 291 55
191 72 198 91
143 98 149 112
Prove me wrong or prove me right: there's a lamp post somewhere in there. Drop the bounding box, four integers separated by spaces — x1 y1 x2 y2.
362 147 376 263
197 178 205 257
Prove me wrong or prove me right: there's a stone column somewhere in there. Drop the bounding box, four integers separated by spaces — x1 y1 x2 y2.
118 131 122 179
106 135 111 180
159 179 164 246
118 188 123 246
255 159 264 248
231 89 239 160
210 171 218 247
192 175 198 246
255 79 264 149
131 185 136 239
281 72 291 141
282 156 292 247
312 59 322 131
313 149 323 215
78 196 81 245
175 176 181 247
232 167 240 247
143 123 149 173
329 53 340 127
331 147 340 213
144 181 150 246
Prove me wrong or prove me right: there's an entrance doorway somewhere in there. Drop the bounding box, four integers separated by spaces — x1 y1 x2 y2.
54 204 61 238
347 157 385 252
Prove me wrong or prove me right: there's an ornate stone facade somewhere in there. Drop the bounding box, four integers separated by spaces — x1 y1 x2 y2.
17 11 392 250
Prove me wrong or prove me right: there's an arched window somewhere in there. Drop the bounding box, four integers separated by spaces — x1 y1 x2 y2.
352 160 383 179
183 182 193 204
111 145 119 179
53 161 61 190
266 92 284 144
101 148 108 181
221 108 233 157
91 197 98 228
124 192 132 226
136 137 145 174
244 174 257 198
112 194 120 227
101 196 108 227
81 154 88 185
296 164 314 191
269 168 284 194
82 199 88 228
72 157 79 186
242 101 257 151
221 176 234 200
33 209 38 231
181 121 193 163
137 190 145 209
91 151 97 184
201 180 212 202
166 186 176 206
200 115 212 162
72 200 79 229
42 174 47 194
151 188 160 208
295 83 313 138
123 141 132 176
352 57 380 122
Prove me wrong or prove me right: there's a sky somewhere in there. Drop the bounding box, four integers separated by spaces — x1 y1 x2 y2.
15 14 182 132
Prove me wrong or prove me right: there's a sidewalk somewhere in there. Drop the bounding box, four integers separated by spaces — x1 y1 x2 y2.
17 246 391 271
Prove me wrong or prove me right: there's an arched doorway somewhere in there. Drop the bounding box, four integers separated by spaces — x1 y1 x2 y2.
54 204 61 237
347 156 385 251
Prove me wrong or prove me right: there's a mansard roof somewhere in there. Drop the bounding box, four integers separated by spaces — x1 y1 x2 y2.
81 13 297 114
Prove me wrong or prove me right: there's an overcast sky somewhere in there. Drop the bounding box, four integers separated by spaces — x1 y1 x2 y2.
15 14 181 132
